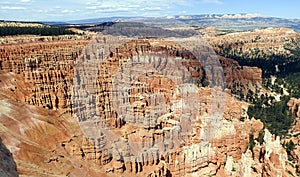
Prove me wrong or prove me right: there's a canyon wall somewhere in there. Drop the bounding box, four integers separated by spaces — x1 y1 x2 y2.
0 33 295 176
208 28 299 59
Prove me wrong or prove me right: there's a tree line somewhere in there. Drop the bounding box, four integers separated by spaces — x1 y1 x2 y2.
0 26 75 36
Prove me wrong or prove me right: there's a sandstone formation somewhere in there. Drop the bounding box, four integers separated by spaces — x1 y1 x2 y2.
287 98 300 174
219 56 262 94
0 30 297 177
0 90 107 176
288 98 300 119
208 27 299 59
0 35 90 110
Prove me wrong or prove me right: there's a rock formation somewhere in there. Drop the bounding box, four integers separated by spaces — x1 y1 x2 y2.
0 137 18 177
288 98 300 118
0 35 90 110
219 56 262 94
287 98 300 174
0 30 297 176
208 27 299 59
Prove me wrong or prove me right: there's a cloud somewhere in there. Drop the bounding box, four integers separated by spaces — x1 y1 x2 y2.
86 6 97 10
1 6 26 10
0 0 192 21
201 0 223 5
141 7 162 11
85 1 145 14
85 0 183 10
61 9 76 13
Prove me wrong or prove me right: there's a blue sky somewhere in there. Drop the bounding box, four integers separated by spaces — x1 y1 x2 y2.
0 0 299 21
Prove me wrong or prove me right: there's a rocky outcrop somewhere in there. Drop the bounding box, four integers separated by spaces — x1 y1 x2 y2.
0 31 296 177
0 137 18 177
261 129 289 177
287 98 300 174
0 34 262 111
71 35 267 176
219 56 262 94
222 129 293 177
288 98 300 135
0 89 108 176
209 28 299 59
288 98 300 118
0 35 90 110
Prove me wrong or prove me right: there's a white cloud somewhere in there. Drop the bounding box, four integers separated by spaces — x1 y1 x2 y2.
81 0 188 18
61 9 76 13
85 0 183 10
86 6 97 10
141 7 162 11
201 0 223 5
85 1 143 14
1 6 26 10
0 0 194 21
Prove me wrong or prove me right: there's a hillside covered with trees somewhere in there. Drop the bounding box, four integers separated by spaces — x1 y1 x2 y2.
0 26 75 36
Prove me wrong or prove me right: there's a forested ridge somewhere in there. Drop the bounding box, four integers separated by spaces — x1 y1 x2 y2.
0 26 75 36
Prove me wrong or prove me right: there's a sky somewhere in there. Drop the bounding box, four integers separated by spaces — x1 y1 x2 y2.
0 0 299 21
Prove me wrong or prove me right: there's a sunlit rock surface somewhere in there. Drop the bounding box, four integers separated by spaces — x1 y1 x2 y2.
0 30 297 176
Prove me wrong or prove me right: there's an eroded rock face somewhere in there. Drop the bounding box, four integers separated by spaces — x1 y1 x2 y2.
0 95 109 176
219 56 262 94
208 28 299 59
0 32 295 177
0 137 18 177
70 36 266 176
0 35 90 110
222 129 292 177
287 98 300 174
262 129 289 177
288 98 300 118
0 35 102 176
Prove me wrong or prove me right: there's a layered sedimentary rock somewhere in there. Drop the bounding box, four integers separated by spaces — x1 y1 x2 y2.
0 31 296 177
225 129 291 177
0 35 90 110
219 56 262 94
287 98 300 174
0 91 108 176
71 35 281 177
208 27 299 59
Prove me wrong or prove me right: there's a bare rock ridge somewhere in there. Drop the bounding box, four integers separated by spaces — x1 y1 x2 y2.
0 137 18 177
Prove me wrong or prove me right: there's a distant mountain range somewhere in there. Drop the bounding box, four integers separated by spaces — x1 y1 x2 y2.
41 14 300 33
